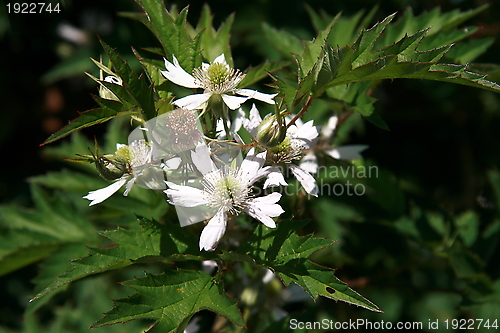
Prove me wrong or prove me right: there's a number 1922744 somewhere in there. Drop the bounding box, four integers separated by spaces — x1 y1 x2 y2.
6 3 61 14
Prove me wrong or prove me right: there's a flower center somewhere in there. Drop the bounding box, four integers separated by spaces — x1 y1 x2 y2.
192 62 245 94
203 169 249 214
207 62 231 85
160 108 203 152
268 137 302 163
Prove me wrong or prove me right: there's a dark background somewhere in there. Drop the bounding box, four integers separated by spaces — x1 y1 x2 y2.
1 0 500 331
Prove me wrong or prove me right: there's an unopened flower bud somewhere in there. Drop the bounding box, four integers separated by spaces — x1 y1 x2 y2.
256 114 286 148
95 153 129 181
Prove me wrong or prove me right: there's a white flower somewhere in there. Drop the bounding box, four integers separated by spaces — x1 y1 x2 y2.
243 105 320 196
161 54 276 110
299 115 368 174
83 140 153 206
164 145 284 251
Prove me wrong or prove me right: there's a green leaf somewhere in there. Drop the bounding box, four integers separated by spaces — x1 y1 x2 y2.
29 169 107 192
0 185 96 276
240 220 381 312
376 5 489 50
195 4 234 65
239 60 290 89
132 0 202 72
26 243 91 314
31 217 200 301
445 37 495 64
92 270 245 333
296 13 339 77
42 107 137 146
351 13 396 68
132 48 175 101
306 5 378 48
261 22 304 60
100 39 158 120
454 211 479 247
41 48 93 85
325 81 377 117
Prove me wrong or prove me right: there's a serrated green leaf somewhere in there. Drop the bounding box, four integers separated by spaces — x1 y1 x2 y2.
26 243 91 314
375 5 489 49
42 107 137 146
92 270 245 332
271 74 298 112
100 39 157 120
351 13 396 67
29 169 107 192
445 37 495 64
279 261 381 312
404 63 500 93
195 4 234 65
133 0 202 72
262 22 304 60
325 81 377 117
306 6 378 48
31 217 200 301
239 221 381 312
0 185 96 276
297 13 338 76
239 60 290 89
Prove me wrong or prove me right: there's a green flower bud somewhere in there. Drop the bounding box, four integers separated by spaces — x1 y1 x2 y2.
95 153 129 181
256 114 286 148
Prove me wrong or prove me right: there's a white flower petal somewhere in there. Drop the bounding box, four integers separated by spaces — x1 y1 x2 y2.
231 107 245 133
191 144 216 175
199 209 227 251
235 89 276 104
263 167 288 189
285 115 304 128
262 269 275 284
84 177 129 206
164 182 207 207
161 56 199 88
245 192 284 228
295 120 319 145
239 148 267 185
321 116 338 138
201 260 218 274
221 94 249 110
242 104 262 137
163 156 182 171
216 108 245 139
123 176 136 196
324 145 368 160
288 164 318 197
173 93 212 110
213 53 227 65
299 151 319 174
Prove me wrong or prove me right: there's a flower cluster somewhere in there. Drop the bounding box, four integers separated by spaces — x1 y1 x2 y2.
83 53 367 251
